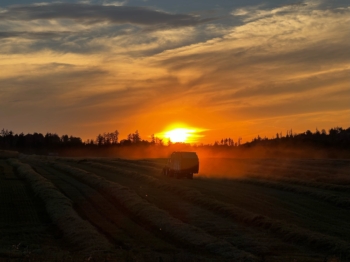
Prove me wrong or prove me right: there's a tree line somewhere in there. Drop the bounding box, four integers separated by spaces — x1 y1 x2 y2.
0 129 162 150
245 127 350 149
0 126 349 152
0 129 83 149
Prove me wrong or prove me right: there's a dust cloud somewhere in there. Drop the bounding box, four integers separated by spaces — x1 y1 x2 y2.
54 144 349 181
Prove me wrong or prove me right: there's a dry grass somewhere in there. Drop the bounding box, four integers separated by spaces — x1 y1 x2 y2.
82 160 350 258
247 160 350 184
62 157 162 173
7 158 113 254
0 150 19 159
50 161 257 261
236 177 350 209
249 176 350 192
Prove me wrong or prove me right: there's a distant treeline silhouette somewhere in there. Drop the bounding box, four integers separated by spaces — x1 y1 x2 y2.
243 127 350 149
0 127 349 154
0 129 161 152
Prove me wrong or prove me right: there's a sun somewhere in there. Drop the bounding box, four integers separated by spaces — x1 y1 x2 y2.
165 128 191 143
157 124 206 144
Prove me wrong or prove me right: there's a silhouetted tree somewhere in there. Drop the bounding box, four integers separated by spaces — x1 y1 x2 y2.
96 134 104 146
131 130 141 143
61 135 69 144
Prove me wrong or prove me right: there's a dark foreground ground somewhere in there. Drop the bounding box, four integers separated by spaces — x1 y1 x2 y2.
1 155 350 261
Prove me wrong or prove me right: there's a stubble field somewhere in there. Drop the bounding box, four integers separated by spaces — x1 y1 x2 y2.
1 154 350 261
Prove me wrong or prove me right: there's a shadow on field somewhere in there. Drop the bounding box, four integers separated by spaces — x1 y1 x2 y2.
196 158 350 184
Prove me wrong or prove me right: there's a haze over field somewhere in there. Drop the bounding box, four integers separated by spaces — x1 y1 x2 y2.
1 0 349 143
1 153 350 261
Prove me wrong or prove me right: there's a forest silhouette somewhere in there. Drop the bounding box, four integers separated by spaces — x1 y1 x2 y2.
0 127 349 159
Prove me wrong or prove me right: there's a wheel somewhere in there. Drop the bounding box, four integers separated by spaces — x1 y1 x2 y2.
187 173 193 180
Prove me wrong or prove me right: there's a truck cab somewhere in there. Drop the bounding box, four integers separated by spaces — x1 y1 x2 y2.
163 151 199 179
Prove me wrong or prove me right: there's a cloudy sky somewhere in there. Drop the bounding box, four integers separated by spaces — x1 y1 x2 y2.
1 0 349 143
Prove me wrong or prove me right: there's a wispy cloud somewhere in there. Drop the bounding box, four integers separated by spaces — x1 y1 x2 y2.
0 0 349 141
0 2 222 55
231 0 318 22
0 3 213 27
0 30 72 39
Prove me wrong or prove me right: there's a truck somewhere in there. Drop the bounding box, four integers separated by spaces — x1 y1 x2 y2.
162 151 199 179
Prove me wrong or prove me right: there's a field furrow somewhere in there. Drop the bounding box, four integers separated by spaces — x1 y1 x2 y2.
70 160 350 259
0 159 67 259
2 155 349 261
245 175 350 193
29 161 179 254
176 177 350 242
247 160 350 184
7 158 113 254
235 177 350 209
49 160 257 261
64 160 316 260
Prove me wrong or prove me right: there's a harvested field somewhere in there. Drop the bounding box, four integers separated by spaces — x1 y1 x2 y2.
1 155 350 261
0 159 69 260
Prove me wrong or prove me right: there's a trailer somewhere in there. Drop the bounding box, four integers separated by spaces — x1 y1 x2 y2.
162 151 199 179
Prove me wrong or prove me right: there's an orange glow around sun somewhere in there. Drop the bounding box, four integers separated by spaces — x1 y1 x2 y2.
158 124 206 144
165 128 193 143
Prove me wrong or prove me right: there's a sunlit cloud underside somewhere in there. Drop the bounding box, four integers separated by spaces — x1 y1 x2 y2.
0 1 349 142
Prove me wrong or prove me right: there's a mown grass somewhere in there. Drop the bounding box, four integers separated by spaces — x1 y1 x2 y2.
0 150 19 159
247 160 350 184
72 160 321 259
67 157 162 174
81 160 350 259
7 158 113 254
30 161 181 254
235 177 350 209
247 176 350 193
50 160 257 261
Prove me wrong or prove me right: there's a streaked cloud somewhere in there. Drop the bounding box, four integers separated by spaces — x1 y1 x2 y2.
0 30 72 39
0 3 214 27
231 1 312 22
0 0 349 141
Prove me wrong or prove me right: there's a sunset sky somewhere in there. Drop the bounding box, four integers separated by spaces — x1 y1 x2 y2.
1 0 349 144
